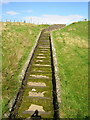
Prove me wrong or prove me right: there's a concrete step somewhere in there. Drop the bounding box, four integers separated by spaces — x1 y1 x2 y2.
23 111 51 115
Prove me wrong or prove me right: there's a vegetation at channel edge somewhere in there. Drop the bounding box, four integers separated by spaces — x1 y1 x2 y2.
52 21 88 118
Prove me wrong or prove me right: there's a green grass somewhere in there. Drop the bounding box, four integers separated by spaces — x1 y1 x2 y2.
52 21 88 118
1 22 50 117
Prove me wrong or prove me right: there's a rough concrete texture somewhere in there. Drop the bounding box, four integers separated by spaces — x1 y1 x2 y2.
26 104 45 112
28 91 46 97
27 82 46 87
50 32 61 117
30 75 49 79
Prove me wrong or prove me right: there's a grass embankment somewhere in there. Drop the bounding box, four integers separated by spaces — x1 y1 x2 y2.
52 21 88 118
1 22 49 117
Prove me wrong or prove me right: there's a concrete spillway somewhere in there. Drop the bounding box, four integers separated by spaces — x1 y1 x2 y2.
9 31 59 120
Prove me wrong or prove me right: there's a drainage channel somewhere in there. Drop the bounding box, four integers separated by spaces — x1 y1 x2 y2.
9 30 59 120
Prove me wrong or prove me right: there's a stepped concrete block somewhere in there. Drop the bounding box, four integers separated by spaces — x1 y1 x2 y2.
34 64 51 67
25 104 45 112
27 82 46 87
30 71 51 74
37 48 49 50
28 91 46 97
36 59 43 62
37 56 46 58
38 54 44 56
39 46 50 49
23 111 51 115
29 75 49 79
40 50 48 52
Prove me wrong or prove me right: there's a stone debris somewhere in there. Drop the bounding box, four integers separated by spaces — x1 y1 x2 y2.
30 75 49 79
26 104 45 112
31 89 36 92
29 91 46 97
27 82 46 87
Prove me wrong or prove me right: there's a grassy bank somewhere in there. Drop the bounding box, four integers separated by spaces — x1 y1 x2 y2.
52 21 88 118
1 22 49 117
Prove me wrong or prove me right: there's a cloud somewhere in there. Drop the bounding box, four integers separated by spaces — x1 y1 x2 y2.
6 11 19 15
26 10 33 13
0 16 2 20
23 14 84 25
0 0 9 4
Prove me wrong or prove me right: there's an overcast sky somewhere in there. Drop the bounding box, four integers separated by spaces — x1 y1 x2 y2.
1 2 88 25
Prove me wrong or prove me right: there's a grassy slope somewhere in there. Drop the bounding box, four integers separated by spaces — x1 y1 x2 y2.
1 22 49 116
52 21 88 118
